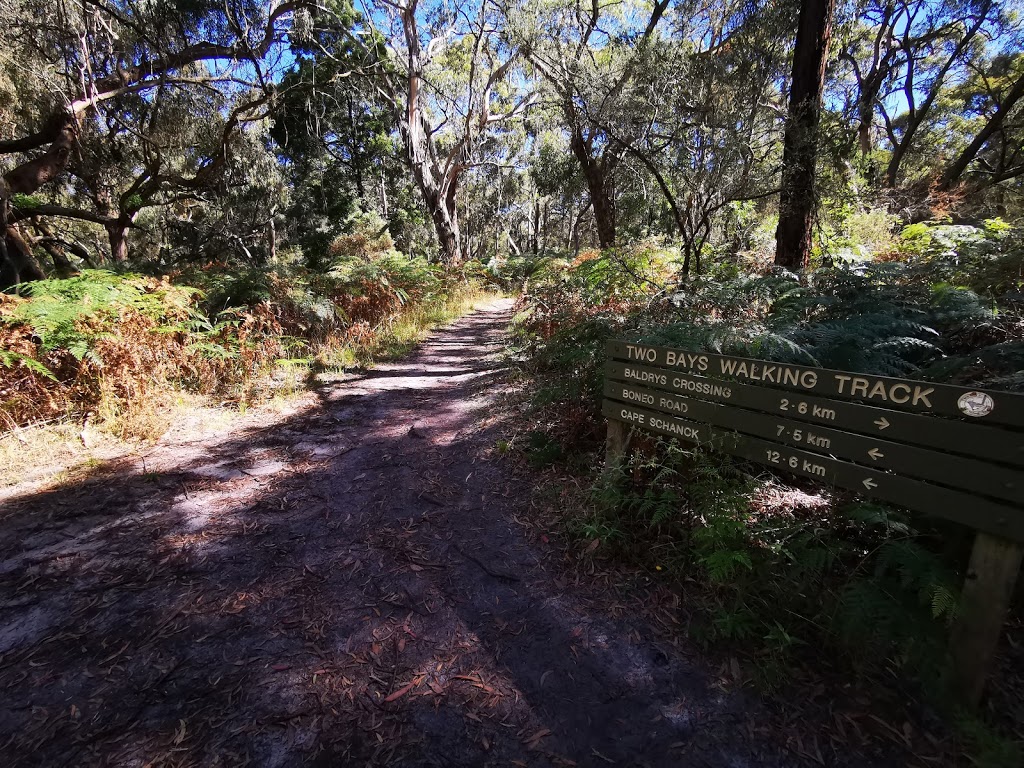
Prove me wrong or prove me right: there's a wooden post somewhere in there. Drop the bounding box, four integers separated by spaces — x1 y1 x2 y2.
948 532 1024 708
605 418 628 465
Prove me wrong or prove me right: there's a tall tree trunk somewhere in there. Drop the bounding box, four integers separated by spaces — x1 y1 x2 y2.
396 39 464 265
106 221 129 263
568 124 617 249
418 182 461 266
540 200 549 254
589 182 616 248
530 199 540 254
774 0 837 269
857 93 879 185
347 94 365 198
268 216 277 262
857 95 874 157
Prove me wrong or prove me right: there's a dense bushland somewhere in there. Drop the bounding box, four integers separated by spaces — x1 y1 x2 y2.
2 0 1024 755
508 220 1023 761
1 230 493 439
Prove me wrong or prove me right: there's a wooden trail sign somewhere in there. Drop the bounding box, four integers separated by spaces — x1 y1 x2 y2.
603 339 1024 707
602 399 1024 541
605 381 1024 506
606 360 1024 468
608 340 1024 427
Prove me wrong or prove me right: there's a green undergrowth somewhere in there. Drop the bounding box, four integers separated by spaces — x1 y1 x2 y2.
508 224 1023 764
1 257 495 441
584 442 962 684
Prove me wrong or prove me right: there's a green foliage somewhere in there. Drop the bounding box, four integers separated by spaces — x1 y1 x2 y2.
834 536 959 671
513 239 1014 712
2 258 486 431
4 270 195 360
955 713 1024 768
895 220 1024 299
327 251 441 306
524 430 563 467
0 350 56 380
9 193 43 210
579 436 963 686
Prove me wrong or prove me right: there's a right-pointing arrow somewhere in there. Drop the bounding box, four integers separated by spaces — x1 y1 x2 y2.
873 417 890 430
867 448 884 460
862 478 878 491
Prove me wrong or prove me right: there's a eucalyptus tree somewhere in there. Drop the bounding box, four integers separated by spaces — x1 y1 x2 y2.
596 0 789 272
834 0 1015 190
268 4 399 265
775 0 837 269
505 0 674 249
938 51 1024 193
0 0 326 286
360 0 533 266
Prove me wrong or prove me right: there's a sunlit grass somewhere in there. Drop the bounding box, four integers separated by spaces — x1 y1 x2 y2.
373 287 498 360
314 286 502 371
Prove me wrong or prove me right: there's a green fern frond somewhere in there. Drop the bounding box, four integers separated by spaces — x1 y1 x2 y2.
930 585 959 622
0 350 57 381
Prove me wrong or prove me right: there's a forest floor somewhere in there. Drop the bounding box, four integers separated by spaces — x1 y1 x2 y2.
0 298 922 767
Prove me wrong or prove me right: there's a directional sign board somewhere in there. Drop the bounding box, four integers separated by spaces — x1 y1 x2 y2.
604 341 1024 541
608 340 1024 427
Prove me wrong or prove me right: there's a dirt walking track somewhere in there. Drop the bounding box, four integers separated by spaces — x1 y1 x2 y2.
0 300 869 767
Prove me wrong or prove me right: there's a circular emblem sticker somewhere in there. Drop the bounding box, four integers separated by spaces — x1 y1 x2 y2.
957 391 995 418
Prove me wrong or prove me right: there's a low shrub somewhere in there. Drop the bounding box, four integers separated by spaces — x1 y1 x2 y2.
2 255 491 438
510 226 1023 738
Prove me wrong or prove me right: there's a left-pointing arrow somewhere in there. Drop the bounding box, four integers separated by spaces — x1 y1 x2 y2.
862 478 878 491
867 448 884 460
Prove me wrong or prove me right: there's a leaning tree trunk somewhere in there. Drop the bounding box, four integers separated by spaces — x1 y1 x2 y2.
2 226 45 284
568 125 617 249
774 0 837 270
940 72 1024 191
3 115 77 197
1 114 78 287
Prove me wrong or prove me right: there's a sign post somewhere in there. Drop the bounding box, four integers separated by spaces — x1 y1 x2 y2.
602 339 1024 706
949 533 1024 707
605 416 628 463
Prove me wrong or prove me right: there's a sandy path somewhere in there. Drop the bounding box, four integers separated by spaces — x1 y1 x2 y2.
0 299 813 766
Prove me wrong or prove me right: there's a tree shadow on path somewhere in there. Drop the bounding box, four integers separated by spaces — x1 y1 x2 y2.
0 299 855 767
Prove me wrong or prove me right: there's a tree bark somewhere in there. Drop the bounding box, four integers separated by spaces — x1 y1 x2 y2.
567 116 617 249
268 216 277 262
36 240 77 277
427 191 462 266
3 115 78 195
774 0 837 270
105 221 129 263
3 227 46 284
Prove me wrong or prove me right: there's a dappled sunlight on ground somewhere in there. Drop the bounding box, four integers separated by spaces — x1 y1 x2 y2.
0 300 831 766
